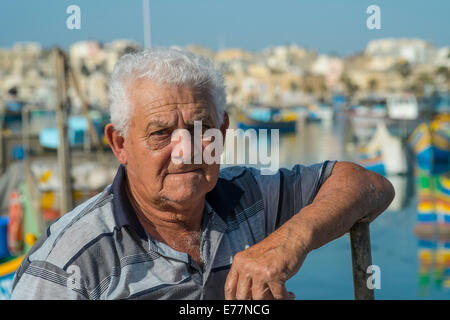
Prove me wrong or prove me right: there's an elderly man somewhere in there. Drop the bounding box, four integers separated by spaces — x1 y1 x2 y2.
11 48 394 300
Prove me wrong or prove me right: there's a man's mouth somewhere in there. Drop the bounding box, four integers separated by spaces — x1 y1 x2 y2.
169 168 203 175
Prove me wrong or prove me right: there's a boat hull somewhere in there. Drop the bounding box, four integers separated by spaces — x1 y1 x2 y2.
236 112 296 134
409 115 450 175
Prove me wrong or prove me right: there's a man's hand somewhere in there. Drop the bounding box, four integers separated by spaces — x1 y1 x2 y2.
224 229 310 300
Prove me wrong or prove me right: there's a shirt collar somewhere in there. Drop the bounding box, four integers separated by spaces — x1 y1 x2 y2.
205 176 244 221
111 165 147 239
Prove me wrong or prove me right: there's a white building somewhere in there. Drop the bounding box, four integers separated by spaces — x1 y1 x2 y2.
434 47 450 68
365 38 437 65
311 55 344 88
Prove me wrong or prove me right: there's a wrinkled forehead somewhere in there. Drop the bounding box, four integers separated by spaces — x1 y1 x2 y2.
127 78 218 127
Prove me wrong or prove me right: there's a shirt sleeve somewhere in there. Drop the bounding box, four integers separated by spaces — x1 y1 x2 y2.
250 160 337 235
10 260 88 300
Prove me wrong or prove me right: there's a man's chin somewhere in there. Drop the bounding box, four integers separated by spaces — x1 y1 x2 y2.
159 186 206 205
157 193 202 209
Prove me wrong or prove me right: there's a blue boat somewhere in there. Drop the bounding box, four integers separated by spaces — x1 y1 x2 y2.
356 122 408 176
435 94 450 114
2 100 25 133
408 114 450 175
236 106 297 133
306 103 334 124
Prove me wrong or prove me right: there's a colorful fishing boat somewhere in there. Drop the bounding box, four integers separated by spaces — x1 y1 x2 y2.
415 170 450 227
408 114 450 174
415 166 450 295
356 122 408 176
0 256 23 299
0 182 40 299
416 238 450 295
236 106 297 133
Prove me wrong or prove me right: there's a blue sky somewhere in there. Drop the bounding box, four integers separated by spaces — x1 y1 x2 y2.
0 0 449 55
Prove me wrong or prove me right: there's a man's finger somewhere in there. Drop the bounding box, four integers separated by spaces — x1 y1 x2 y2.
224 268 238 300
235 274 252 300
251 280 274 300
267 282 291 300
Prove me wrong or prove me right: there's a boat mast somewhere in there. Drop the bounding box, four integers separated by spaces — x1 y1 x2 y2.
143 0 151 48
54 48 75 215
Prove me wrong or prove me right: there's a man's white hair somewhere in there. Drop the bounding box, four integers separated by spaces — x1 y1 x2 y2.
108 47 226 137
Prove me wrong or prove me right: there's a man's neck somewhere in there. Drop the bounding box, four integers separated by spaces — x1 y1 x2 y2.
124 178 205 266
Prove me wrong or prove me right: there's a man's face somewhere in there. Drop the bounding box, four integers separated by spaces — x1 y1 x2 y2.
122 78 223 208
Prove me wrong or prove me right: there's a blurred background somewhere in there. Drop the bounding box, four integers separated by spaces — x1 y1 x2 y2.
0 0 448 299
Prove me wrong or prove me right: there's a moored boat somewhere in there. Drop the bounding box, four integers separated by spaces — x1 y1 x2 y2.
387 93 419 120
356 122 409 175
236 105 297 133
408 114 450 174
306 103 334 124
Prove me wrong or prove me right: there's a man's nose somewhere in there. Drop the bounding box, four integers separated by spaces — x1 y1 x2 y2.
170 129 202 165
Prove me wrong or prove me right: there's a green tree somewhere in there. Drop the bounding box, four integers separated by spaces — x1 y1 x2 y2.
436 66 450 81
341 74 359 98
410 72 434 99
368 78 378 92
395 60 412 79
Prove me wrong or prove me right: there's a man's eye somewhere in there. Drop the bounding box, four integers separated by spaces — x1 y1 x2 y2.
152 129 170 136
201 124 212 132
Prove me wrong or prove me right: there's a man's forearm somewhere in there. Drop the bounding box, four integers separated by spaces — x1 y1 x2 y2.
273 161 395 255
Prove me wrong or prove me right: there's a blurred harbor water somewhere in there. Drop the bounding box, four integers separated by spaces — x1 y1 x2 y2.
227 111 450 300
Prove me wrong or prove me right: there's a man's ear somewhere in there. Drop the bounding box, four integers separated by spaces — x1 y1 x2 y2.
220 112 229 140
104 123 127 165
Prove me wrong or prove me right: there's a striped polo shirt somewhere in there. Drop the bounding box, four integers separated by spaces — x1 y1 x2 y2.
11 161 336 300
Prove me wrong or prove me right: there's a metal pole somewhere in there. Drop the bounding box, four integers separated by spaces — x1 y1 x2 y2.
54 48 74 215
350 220 375 300
68 66 101 150
143 0 151 48
21 104 31 166
23 115 45 235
